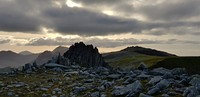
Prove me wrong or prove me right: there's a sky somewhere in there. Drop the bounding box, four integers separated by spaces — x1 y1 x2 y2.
0 0 200 56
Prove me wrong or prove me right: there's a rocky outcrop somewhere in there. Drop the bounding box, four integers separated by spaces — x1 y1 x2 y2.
138 62 148 71
22 62 38 73
63 42 108 68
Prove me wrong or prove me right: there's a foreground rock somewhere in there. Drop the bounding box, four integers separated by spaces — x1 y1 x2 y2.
138 62 148 71
112 80 143 96
147 79 170 95
0 64 198 97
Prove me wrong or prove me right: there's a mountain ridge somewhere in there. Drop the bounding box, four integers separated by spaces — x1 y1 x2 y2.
0 46 68 68
19 51 34 55
121 46 176 57
103 46 176 69
0 45 189 70
0 51 38 68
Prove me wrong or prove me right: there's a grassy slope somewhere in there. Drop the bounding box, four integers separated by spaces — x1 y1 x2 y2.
151 57 200 74
102 46 177 69
104 50 200 74
103 50 166 69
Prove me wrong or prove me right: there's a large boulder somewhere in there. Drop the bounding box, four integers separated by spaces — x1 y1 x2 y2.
139 93 153 97
150 67 170 76
171 68 186 75
90 92 101 97
147 76 162 86
112 80 143 96
147 79 170 95
63 42 108 68
138 62 148 71
22 62 39 73
107 74 121 79
183 86 200 97
189 76 200 86
154 79 170 90
73 86 87 94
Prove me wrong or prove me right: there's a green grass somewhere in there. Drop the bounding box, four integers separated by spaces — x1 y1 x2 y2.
104 53 166 69
104 49 200 75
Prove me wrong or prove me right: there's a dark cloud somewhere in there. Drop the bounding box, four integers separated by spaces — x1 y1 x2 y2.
73 0 123 5
43 6 142 36
166 39 200 44
73 0 135 16
141 24 200 36
139 0 200 21
72 0 200 35
0 0 49 32
137 0 200 21
0 0 142 35
74 0 200 21
0 13 41 32
0 0 199 36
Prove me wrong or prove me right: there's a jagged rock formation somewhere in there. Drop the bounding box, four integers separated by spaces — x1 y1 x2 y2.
138 62 148 71
56 53 71 66
63 42 108 68
22 61 38 73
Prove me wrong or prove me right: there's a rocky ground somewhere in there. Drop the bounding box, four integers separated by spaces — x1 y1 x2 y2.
1 63 200 97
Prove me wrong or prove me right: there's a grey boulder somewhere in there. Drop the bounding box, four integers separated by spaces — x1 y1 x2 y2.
147 76 162 86
112 80 143 96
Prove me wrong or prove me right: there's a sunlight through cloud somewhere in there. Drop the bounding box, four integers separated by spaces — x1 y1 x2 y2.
102 10 115 16
66 0 82 8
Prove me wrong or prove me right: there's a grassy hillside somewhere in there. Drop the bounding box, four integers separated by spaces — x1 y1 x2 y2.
122 46 176 57
102 46 177 69
103 50 166 69
151 57 200 74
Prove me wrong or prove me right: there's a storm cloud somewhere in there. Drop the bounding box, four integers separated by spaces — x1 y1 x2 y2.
42 6 143 36
0 0 199 36
74 0 200 21
0 0 142 35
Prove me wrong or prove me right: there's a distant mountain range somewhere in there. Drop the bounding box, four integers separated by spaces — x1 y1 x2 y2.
19 51 34 55
0 45 175 68
0 46 68 68
0 44 200 74
0 51 38 68
35 46 69 66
